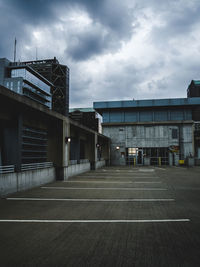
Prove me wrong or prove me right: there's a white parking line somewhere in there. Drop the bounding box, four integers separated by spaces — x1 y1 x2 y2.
41 187 167 191
134 182 162 184
0 219 190 223
76 176 160 179
64 181 134 184
7 198 175 202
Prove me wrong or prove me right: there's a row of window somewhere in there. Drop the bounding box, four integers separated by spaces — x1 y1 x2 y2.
11 68 51 95
103 110 192 123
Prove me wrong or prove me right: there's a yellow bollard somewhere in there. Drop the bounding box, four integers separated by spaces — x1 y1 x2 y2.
158 157 161 166
134 157 136 167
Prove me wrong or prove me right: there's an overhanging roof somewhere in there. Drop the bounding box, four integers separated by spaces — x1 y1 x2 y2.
93 97 200 114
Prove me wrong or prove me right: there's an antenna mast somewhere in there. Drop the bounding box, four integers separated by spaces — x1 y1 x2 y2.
14 38 17 62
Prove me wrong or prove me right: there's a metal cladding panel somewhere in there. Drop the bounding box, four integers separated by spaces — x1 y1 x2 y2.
94 97 200 110
107 101 122 108
93 102 108 109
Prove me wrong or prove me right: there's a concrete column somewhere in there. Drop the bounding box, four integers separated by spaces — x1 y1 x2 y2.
16 114 23 172
89 133 97 170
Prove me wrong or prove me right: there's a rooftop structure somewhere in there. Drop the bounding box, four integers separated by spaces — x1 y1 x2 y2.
20 57 69 116
187 80 200 98
0 58 52 107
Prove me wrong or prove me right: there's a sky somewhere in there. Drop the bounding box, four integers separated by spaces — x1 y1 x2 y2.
0 0 200 107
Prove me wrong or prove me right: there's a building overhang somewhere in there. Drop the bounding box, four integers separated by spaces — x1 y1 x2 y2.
102 120 194 127
94 97 200 115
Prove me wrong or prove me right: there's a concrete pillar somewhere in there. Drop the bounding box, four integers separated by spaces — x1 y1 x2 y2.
89 133 97 170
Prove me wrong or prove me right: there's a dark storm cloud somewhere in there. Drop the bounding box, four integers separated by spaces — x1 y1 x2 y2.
2 0 135 61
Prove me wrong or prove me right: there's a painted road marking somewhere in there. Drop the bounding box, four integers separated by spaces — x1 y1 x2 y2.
7 198 175 202
64 181 134 184
76 176 160 179
41 187 167 191
134 182 162 184
0 219 190 223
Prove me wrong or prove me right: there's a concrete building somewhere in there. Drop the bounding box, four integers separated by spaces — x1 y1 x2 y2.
94 94 200 166
0 84 110 196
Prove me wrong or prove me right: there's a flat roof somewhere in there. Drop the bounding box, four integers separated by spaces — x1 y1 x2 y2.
93 97 200 113
69 107 95 113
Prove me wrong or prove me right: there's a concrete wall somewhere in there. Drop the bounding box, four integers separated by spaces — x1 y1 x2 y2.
64 162 91 180
0 167 55 196
96 159 106 169
103 124 194 165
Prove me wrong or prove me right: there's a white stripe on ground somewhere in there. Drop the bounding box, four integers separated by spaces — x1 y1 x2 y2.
41 187 167 191
0 219 190 223
7 198 175 202
134 182 162 184
72 176 160 179
64 181 134 184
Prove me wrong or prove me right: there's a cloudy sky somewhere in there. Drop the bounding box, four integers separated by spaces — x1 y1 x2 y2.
0 0 200 107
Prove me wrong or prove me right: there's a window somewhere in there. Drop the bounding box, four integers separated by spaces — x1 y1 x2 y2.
17 81 21 93
172 129 178 139
10 82 13 90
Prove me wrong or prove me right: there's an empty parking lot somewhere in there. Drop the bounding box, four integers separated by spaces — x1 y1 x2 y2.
0 166 200 267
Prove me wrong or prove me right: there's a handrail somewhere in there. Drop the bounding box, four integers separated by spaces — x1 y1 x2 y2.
21 162 53 171
0 165 15 174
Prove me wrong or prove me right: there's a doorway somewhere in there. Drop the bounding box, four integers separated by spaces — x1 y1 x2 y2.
126 148 143 165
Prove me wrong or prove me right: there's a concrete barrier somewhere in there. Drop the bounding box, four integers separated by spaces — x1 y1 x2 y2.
0 167 55 196
64 162 91 180
96 160 106 169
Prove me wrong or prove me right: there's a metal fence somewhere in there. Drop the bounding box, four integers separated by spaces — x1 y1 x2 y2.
80 159 89 164
69 160 78 165
69 159 90 165
0 165 15 174
21 162 53 171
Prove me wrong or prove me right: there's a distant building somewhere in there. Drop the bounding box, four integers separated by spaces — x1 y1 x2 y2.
94 88 200 166
187 80 200 98
69 108 101 133
0 58 52 108
21 57 69 116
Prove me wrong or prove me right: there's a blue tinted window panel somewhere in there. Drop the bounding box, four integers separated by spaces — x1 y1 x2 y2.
154 111 168 121
102 112 110 123
140 111 153 122
110 112 123 122
170 110 184 120
184 110 192 120
124 112 137 122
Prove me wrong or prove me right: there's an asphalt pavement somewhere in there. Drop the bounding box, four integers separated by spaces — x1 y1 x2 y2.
0 166 200 267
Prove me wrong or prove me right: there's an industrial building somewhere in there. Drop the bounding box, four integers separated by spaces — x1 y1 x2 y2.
94 85 200 166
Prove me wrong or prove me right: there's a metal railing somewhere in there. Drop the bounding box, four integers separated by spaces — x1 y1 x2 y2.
21 162 53 171
0 165 15 174
80 159 89 164
69 160 78 165
98 158 104 161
